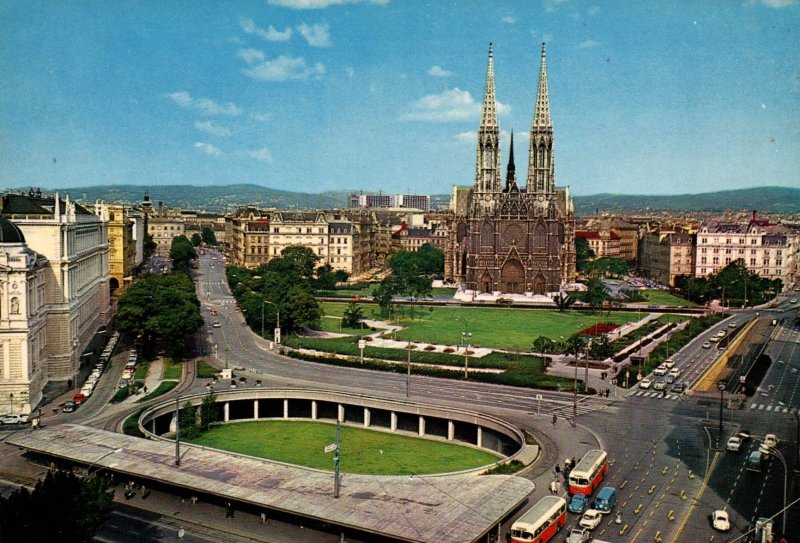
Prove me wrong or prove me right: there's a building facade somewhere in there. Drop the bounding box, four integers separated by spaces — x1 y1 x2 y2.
1 191 111 397
94 203 137 293
449 44 575 295
639 231 695 287
147 216 185 256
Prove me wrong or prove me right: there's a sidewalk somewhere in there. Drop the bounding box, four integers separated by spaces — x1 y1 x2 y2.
121 357 165 404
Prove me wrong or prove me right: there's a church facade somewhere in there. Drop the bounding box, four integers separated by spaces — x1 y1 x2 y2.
447 44 576 296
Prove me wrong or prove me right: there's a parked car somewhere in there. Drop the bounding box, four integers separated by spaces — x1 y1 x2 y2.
0 414 22 425
726 436 742 452
62 402 77 413
73 393 87 405
579 509 603 530
212 321 222 328
712 510 730 531
568 493 590 514
639 378 653 390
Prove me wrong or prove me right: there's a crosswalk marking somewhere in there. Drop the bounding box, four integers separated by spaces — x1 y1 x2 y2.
746 404 799 414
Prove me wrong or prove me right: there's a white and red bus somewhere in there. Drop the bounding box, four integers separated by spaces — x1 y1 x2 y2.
568 449 608 495
509 496 566 543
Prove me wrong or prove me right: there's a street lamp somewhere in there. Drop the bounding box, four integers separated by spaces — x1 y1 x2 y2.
406 341 412 397
717 381 726 448
456 317 472 379
86 447 123 478
262 299 281 344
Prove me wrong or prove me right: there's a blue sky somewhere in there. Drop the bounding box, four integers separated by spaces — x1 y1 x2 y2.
1 0 798 196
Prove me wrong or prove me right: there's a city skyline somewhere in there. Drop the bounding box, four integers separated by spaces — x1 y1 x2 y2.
1 0 799 196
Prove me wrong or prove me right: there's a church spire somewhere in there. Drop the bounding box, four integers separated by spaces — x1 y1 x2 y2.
532 43 551 129
527 42 555 195
505 131 517 190
474 43 501 207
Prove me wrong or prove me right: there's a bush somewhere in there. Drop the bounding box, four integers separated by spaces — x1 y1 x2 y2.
424 345 436 351
443 347 455 353
483 460 525 475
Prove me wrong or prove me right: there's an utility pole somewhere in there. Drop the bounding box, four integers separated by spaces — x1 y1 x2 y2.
333 420 341 498
175 396 181 466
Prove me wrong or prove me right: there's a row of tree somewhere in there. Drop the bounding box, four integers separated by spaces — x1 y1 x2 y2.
674 260 782 307
190 226 218 248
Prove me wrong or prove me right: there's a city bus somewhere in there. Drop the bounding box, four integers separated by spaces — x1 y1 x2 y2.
509 496 566 543
568 449 608 495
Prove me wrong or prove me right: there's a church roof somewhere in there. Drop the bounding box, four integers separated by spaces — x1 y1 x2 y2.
0 216 26 244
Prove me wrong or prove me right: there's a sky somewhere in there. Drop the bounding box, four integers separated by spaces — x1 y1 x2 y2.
1 0 799 197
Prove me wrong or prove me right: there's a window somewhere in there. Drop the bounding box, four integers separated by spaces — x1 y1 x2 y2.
776 259 782 266
701 257 707 264
701 238 707 244
750 258 756 266
701 248 707 254
725 248 731 254
751 239 757 245
712 257 719 265
726 238 731 244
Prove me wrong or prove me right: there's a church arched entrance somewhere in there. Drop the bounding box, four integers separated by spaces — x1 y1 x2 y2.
500 260 525 294
533 273 546 295
479 272 493 294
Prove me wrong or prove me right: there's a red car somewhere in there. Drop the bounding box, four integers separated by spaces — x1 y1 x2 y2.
72 393 87 405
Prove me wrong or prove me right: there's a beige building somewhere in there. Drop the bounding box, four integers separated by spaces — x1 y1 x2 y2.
575 230 621 259
231 206 271 269
1 191 111 397
695 213 798 290
639 231 695 286
148 216 185 256
0 217 49 415
94 203 137 293
582 217 639 261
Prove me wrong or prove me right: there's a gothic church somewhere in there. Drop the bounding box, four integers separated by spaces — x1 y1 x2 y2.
447 44 576 296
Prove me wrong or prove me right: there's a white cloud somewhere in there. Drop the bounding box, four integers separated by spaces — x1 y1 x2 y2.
297 22 331 47
166 91 241 116
401 88 510 122
455 132 475 143
428 65 453 77
501 16 516 24
577 39 600 49
194 121 231 137
237 48 265 64
248 147 274 162
251 112 273 122
750 0 797 7
268 0 388 8
544 0 568 12
194 142 222 156
242 55 326 81
239 18 292 41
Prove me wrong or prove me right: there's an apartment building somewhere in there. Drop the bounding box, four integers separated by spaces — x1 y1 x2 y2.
94 203 137 293
638 230 695 286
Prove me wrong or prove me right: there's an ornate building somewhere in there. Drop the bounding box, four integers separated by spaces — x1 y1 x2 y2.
449 43 575 295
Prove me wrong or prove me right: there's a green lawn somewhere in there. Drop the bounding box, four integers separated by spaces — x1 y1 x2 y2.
641 290 697 308
186 420 501 475
319 302 643 350
197 360 219 379
162 358 183 379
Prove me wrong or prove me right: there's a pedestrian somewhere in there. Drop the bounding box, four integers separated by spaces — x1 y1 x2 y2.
556 480 561 493
260 512 267 524
550 480 557 494
552 414 557 426
555 464 561 476
225 501 234 518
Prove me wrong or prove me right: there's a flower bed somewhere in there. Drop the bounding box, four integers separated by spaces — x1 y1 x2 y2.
578 322 620 336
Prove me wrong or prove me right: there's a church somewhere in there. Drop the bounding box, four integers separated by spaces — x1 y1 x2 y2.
447 43 576 297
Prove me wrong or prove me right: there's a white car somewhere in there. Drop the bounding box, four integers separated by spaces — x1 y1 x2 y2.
712 510 730 532
764 433 778 448
702 342 712 349
668 367 681 378
639 378 653 389
726 436 742 452
662 359 675 369
653 365 668 376
212 321 222 328
579 509 603 530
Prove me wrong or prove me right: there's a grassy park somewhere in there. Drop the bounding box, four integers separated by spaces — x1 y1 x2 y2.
640 289 698 308
186 420 501 475
318 302 643 351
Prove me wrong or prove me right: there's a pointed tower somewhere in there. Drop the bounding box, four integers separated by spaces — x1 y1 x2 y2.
527 43 555 195
505 131 518 191
473 43 501 212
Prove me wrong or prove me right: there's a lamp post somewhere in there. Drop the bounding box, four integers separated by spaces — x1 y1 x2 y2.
456 317 472 379
87 447 123 478
717 381 726 449
262 299 281 344
174 396 181 466
406 341 412 397
8 392 13 414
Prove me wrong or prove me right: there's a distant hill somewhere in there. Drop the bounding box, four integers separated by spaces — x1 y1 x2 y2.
6 184 797 214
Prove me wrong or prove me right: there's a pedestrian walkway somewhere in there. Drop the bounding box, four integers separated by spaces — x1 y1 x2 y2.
748 403 798 414
122 357 165 404
631 390 682 401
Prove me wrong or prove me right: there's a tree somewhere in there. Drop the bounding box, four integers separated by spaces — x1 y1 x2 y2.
373 276 400 318
588 335 614 359
179 400 200 439
190 233 202 247
282 285 322 332
281 246 319 281
341 302 365 329
390 245 444 277
114 272 203 358
143 232 158 260
575 237 595 273
532 335 560 354
200 391 218 431
201 226 217 246
0 469 114 543
583 278 610 309
553 292 575 312
314 264 339 291
170 235 197 272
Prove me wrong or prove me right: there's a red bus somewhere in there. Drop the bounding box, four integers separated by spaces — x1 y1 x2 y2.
509 496 566 543
568 449 608 495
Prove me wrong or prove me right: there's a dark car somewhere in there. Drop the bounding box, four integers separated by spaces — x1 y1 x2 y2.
670 383 686 394
62 402 77 413
568 493 590 514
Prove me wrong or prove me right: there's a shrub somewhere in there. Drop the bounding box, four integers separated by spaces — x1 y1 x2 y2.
424 345 436 351
443 347 455 353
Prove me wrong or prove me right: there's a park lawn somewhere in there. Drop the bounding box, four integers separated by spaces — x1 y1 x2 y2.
319 302 643 351
641 290 697 308
187 420 500 475
197 360 218 379
318 315 373 335
162 358 183 379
